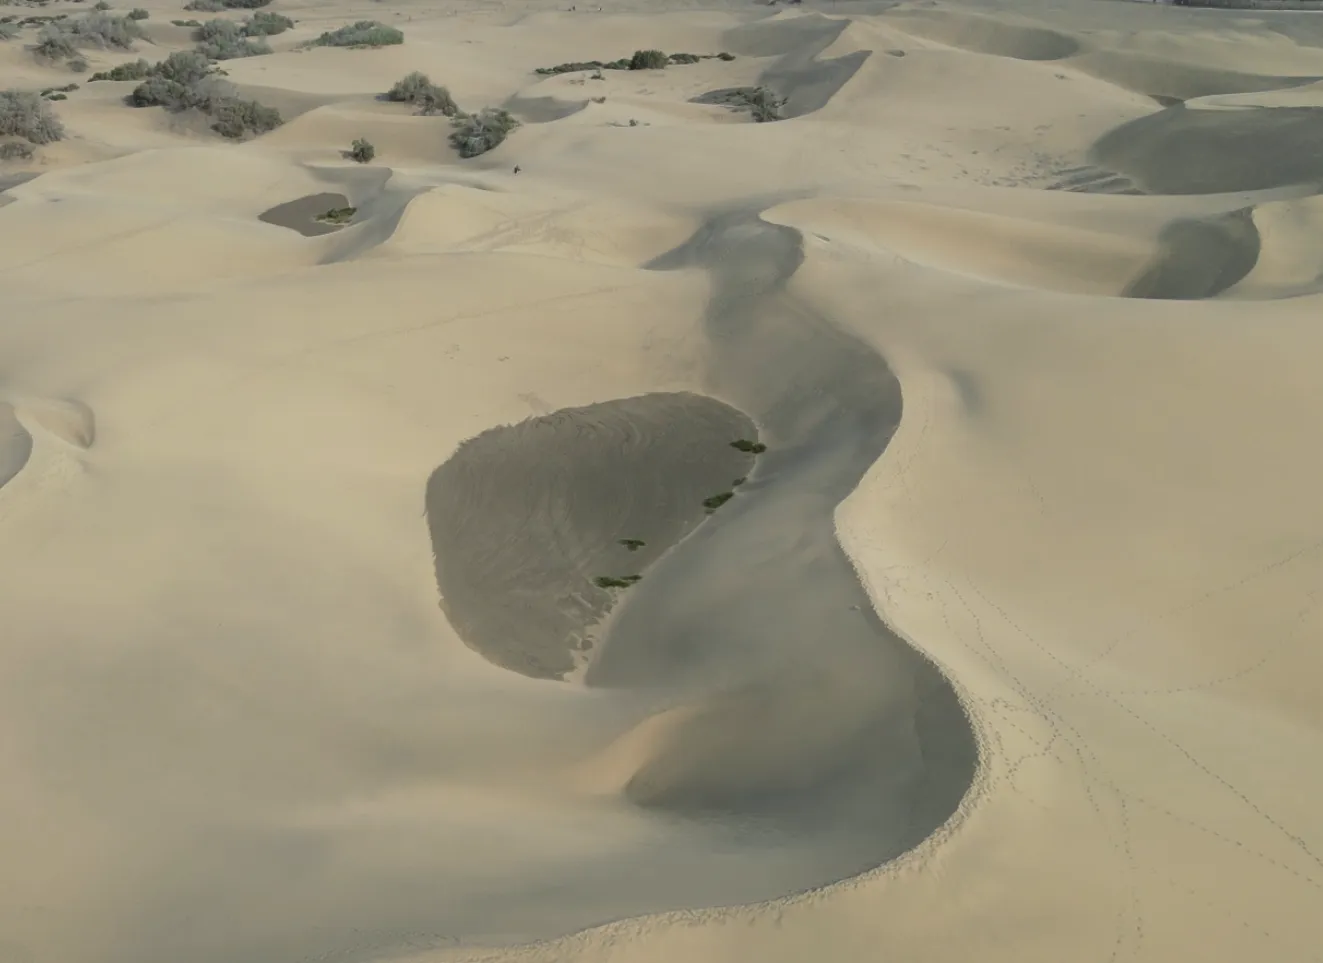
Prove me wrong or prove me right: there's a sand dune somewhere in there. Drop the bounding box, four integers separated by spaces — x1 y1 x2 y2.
2 0 1321 962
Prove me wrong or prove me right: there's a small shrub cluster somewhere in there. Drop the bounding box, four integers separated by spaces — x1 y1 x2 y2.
88 56 150 80
193 19 270 59
0 88 65 144
243 10 292 35
171 18 202 26
125 49 281 139
534 49 735 76
316 205 356 224
385 70 456 116
312 20 401 47
0 140 35 160
127 8 148 19
33 11 143 67
348 136 373 162
184 0 270 10
449 107 518 158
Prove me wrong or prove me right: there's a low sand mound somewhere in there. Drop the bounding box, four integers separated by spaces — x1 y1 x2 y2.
764 197 1155 296
377 184 697 266
1093 104 1323 194
426 393 758 680
883 9 1081 61
0 403 32 493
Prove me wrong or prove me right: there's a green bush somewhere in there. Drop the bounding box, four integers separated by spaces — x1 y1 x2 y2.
88 57 151 80
93 1 110 10
156 49 212 84
313 20 402 47
348 137 374 162
449 107 518 158
185 0 271 9
629 49 667 70
128 8 149 19
243 10 292 35
194 20 270 59
33 30 76 60
171 19 202 27
0 89 65 144
385 71 456 115
207 95 280 138
36 12 144 56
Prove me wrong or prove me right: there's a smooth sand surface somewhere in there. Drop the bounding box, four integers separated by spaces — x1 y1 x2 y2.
2 0 1323 962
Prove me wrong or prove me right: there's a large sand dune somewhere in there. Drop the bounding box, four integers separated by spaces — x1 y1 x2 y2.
1 0 1321 962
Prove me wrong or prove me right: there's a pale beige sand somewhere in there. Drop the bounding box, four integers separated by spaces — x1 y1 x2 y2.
2 0 1322 962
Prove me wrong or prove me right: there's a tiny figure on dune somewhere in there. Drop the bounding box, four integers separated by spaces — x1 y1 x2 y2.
513 165 522 175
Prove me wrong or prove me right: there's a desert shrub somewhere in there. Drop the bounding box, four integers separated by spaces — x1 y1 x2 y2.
243 10 292 35
171 19 202 27
185 0 270 9
0 140 35 160
45 91 66 99
316 205 355 224
385 70 456 115
128 8 148 19
629 49 667 70
449 107 518 158
0 21 19 39
128 74 196 108
313 20 401 47
668 52 700 64
206 95 280 137
33 29 76 60
717 51 735 61
88 57 150 80
348 137 373 162
194 21 270 59
156 48 212 84
0 89 65 143
93 1 110 9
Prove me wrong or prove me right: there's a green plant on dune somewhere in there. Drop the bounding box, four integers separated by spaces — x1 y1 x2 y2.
594 575 642 589
449 107 518 158
312 20 402 48
88 56 151 80
385 70 458 116
0 89 65 144
243 10 293 35
619 538 646 551
348 137 375 163
194 19 271 59
128 8 149 19
729 438 766 454
316 205 357 224
703 491 735 512
629 48 668 69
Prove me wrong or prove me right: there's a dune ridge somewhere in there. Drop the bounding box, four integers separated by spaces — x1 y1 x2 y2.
1 1 1321 962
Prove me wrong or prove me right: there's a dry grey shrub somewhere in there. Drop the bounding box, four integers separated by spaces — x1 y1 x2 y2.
0 89 65 144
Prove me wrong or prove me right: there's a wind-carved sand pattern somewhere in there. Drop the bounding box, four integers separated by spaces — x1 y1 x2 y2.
425 393 758 679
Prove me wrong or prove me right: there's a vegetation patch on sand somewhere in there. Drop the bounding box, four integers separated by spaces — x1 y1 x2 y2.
450 107 519 158
385 71 458 116
0 88 65 147
534 49 735 75
125 51 282 139
693 86 786 122
312 20 402 48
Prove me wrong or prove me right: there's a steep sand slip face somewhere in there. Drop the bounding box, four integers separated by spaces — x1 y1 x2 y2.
425 393 757 680
5 0 1323 962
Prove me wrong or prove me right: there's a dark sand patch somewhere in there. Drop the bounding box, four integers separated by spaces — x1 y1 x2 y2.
721 14 869 119
1094 104 1323 194
425 393 757 680
0 403 33 491
258 192 354 237
1123 207 1260 299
